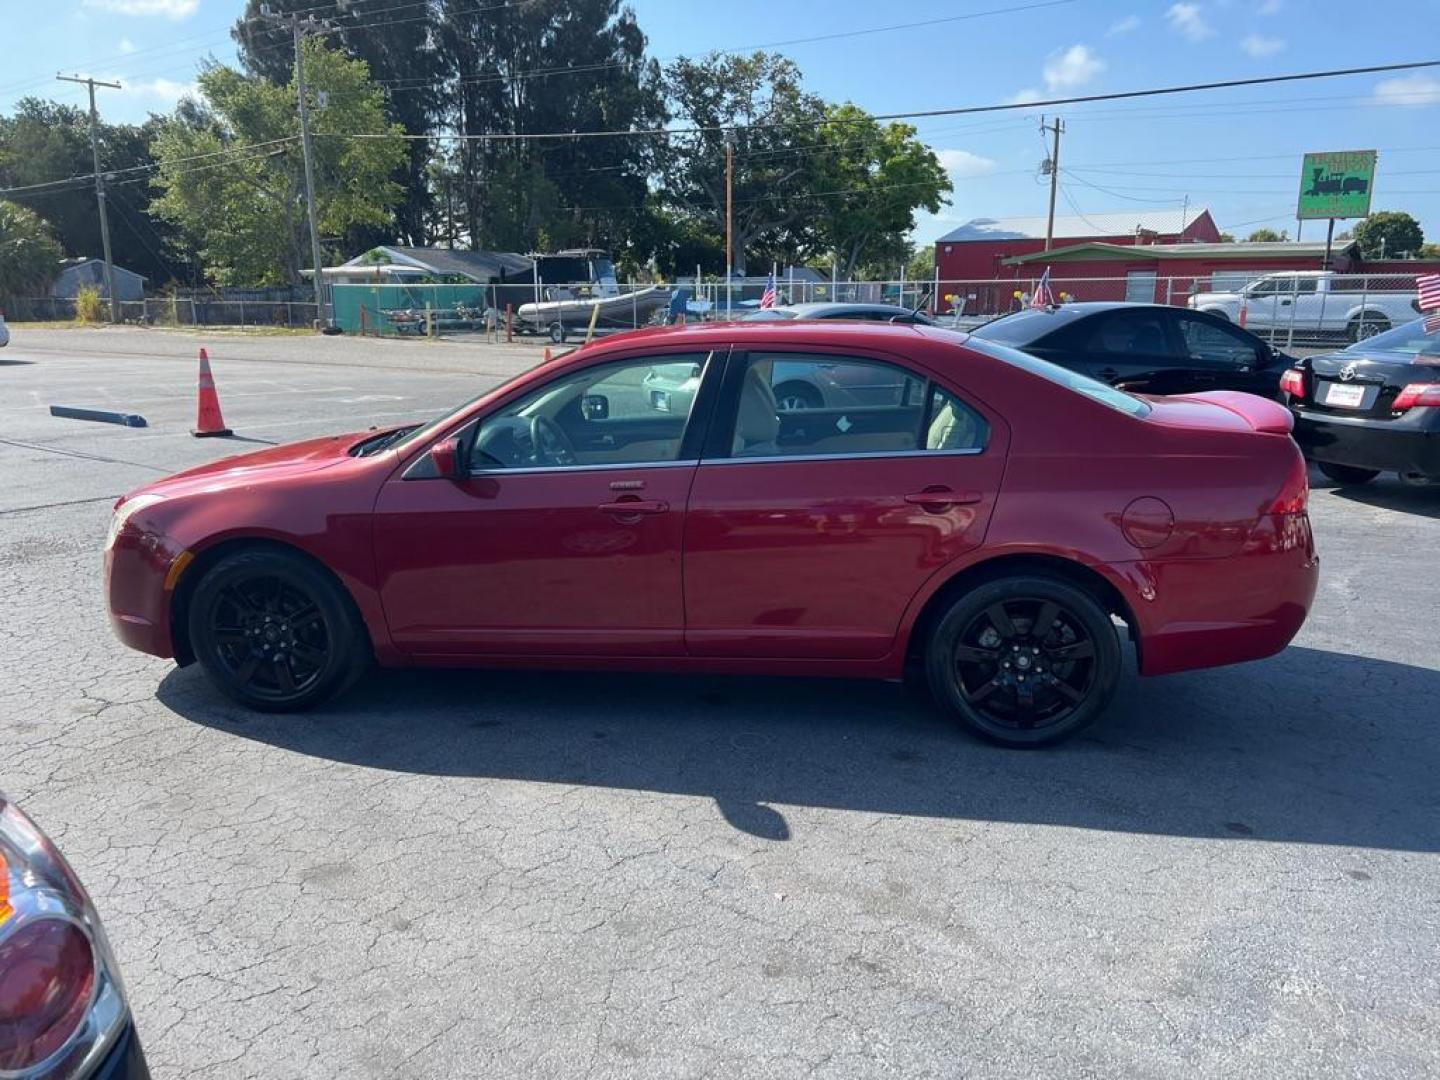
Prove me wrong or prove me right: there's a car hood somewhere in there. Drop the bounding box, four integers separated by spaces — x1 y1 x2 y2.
120 429 375 504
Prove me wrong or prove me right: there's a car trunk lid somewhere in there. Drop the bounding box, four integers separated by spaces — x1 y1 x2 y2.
1302 349 1438 419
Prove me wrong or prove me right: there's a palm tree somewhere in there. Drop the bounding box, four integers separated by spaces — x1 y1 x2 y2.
0 201 63 303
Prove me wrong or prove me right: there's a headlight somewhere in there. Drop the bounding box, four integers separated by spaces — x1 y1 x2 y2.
105 493 165 552
0 796 131 1078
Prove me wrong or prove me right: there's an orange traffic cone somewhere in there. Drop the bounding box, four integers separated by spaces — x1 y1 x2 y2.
542 346 552 364
191 347 232 438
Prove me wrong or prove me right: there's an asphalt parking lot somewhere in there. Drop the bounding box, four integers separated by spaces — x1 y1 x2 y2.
2 327 1438 1079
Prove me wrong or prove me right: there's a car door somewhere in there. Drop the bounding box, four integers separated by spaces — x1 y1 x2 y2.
372 350 719 657
1048 308 1190 394
1169 310 1280 396
682 349 1008 660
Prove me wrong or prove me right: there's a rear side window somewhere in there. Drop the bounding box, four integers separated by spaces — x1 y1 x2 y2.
965 338 1153 418
1080 310 1173 357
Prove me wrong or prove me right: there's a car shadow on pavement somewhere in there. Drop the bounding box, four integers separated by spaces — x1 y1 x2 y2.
158 645 1440 851
1325 481 1440 520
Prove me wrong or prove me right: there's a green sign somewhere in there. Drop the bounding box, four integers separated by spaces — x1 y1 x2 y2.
1297 150 1377 220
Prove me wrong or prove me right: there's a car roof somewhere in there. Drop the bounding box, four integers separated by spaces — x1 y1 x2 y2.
566 319 943 362
782 302 920 316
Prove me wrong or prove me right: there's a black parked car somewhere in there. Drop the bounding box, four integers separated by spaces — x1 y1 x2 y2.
969 302 1294 398
1279 315 1440 486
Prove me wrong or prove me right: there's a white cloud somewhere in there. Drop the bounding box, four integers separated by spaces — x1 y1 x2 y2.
1003 88 1044 105
1258 0 1283 12
1166 2 1215 41
1043 44 1105 91
118 37 137 54
121 77 199 105
1106 14 1140 35
934 149 998 178
1240 34 1285 57
1371 73 1440 107
82 0 197 19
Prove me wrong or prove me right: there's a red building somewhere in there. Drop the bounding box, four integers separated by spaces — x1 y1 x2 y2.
935 207 1221 285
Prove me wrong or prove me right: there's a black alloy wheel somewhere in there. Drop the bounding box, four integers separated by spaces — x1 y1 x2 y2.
1317 461 1380 486
188 549 367 711
927 576 1121 747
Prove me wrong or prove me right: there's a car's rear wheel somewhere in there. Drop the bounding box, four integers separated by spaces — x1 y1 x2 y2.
1317 461 1380 486
1348 313 1389 342
925 575 1121 747
773 381 822 412
187 549 367 711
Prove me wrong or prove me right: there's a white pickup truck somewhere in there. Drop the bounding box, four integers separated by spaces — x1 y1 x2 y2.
1188 270 1421 342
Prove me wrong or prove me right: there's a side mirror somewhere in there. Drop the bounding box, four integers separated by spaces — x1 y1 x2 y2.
581 394 610 421
428 435 462 479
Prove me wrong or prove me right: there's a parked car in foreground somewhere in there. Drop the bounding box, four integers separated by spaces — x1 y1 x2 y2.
737 302 935 325
0 793 148 1078
1189 270 1422 342
1280 315 1440 486
969 301 1294 398
106 322 1317 747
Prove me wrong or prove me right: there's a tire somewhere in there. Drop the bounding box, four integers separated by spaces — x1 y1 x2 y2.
548 322 567 344
187 548 369 712
1317 462 1379 486
925 575 1121 748
1348 313 1389 343
773 381 823 412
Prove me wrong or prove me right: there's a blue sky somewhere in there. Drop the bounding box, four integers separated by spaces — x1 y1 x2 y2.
4 0 1437 248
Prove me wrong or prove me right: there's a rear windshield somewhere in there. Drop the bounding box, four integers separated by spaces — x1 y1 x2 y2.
970 307 1082 346
1341 316 1440 358
963 337 1153 418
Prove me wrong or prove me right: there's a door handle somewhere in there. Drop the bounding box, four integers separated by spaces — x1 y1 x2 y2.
597 499 669 516
903 487 981 511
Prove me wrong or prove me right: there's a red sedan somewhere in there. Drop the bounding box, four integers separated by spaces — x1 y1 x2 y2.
106 323 1317 747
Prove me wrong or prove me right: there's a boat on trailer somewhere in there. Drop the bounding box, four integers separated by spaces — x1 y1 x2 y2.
499 248 671 342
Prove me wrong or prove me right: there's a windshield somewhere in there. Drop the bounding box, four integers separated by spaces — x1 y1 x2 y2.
964 336 1153 418
1342 316 1440 358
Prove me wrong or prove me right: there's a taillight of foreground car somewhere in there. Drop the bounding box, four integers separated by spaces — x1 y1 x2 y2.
1278 368 1305 398
1268 452 1310 516
0 797 130 1077
1391 383 1440 411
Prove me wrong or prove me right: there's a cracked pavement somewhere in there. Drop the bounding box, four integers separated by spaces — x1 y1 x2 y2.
1 327 1437 1078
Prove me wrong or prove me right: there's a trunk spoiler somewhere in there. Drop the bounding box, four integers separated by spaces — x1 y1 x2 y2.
1168 391 1294 435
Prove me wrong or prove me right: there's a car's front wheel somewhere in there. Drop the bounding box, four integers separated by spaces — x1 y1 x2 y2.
187 548 368 711
926 575 1121 747
1317 461 1380 486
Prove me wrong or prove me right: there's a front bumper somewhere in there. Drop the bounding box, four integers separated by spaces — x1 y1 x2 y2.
104 523 184 659
91 1022 150 1080
1292 405 1440 475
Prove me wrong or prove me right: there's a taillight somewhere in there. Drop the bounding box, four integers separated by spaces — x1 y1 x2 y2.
1278 368 1305 398
0 919 96 1072
1392 383 1440 411
0 798 130 1078
1268 452 1309 515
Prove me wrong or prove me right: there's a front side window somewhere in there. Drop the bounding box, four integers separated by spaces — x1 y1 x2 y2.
725 353 985 459
468 353 708 470
1174 315 1261 368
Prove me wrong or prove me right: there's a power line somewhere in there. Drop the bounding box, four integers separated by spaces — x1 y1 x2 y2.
0 137 301 198
328 59 1440 143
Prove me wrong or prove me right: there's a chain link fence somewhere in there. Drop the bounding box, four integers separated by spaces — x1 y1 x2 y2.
3 294 318 328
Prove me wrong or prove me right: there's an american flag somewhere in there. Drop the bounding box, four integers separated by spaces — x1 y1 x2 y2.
1030 266 1056 309
1418 273 1440 313
759 273 777 309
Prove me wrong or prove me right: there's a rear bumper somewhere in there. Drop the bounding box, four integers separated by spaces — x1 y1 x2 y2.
91 1022 150 1080
1122 513 1318 677
1292 406 1440 475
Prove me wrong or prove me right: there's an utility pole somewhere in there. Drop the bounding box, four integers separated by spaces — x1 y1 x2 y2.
1040 115 1064 252
57 74 121 322
724 133 734 319
258 4 329 328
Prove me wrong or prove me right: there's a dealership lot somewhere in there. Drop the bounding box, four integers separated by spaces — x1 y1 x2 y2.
2 328 1438 1078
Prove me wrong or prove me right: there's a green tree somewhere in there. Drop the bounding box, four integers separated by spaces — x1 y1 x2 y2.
0 200 63 302
150 42 406 286
906 244 936 283
1246 227 1288 242
660 52 829 276
1353 211 1424 259
0 99 196 284
807 104 950 280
